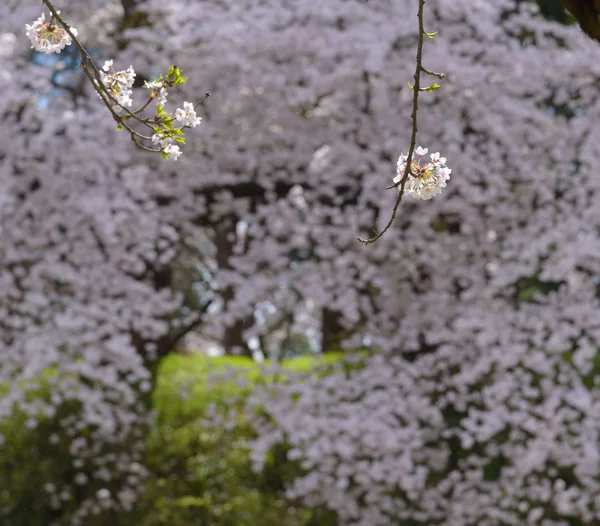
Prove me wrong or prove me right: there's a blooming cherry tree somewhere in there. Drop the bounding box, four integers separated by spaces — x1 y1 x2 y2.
4 0 600 524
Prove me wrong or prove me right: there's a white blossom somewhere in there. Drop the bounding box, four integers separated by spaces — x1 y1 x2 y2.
25 12 77 54
98 61 136 107
393 146 451 200
144 80 168 106
163 143 182 161
175 101 201 128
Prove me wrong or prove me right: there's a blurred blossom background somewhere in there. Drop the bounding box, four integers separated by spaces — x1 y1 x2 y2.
2 0 600 525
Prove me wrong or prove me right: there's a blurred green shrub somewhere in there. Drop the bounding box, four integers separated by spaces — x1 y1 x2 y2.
0 353 346 526
0 369 149 526
138 354 310 526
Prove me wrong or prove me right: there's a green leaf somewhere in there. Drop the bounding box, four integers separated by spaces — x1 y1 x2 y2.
155 105 168 118
167 65 178 78
407 81 413 89
166 65 187 86
421 83 440 92
168 65 182 80
425 31 438 38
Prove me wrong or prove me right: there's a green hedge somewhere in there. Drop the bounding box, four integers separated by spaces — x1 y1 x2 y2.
0 353 346 526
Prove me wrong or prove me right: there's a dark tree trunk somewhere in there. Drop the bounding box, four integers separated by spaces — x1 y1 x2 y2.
321 307 346 353
214 216 252 357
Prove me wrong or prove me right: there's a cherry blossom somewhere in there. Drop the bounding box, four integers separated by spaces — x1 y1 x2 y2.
25 11 77 54
98 60 136 107
144 79 168 106
175 101 201 128
162 143 182 161
394 147 452 200
6 0 600 525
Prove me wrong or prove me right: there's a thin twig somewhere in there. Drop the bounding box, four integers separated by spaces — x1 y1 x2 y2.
421 66 444 79
41 1 129 122
357 0 431 245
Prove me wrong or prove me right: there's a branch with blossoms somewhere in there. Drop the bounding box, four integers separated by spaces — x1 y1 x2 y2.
358 0 449 245
26 0 209 161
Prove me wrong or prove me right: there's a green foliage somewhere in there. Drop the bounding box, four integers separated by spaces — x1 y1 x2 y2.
0 401 74 526
0 353 347 526
0 374 128 526
407 81 440 92
515 275 564 303
138 353 347 526
538 0 576 24
166 65 187 87
421 82 440 92
280 332 314 359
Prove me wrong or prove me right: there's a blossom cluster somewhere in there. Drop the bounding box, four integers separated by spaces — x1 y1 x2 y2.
98 60 135 107
24 10 203 162
175 101 202 128
149 100 201 160
394 146 451 200
144 79 168 106
162 143 182 161
25 11 77 54
151 132 182 161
